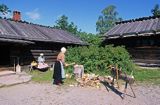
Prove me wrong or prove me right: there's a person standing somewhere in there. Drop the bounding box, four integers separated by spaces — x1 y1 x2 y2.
53 47 68 85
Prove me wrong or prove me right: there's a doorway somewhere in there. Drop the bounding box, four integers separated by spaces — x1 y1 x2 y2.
0 46 10 66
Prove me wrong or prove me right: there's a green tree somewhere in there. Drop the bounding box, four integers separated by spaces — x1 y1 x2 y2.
68 22 78 34
77 32 101 46
54 15 101 46
54 15 78 34
0 4 11 16
151 4 160 16
54 15 69 30
96 5 122 35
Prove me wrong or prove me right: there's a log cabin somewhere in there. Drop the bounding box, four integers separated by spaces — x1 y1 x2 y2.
0 11 86 71
102 16 160 67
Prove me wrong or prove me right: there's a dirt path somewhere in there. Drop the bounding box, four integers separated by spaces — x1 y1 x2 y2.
0 82 159 105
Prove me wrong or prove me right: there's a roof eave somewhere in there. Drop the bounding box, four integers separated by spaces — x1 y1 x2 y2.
106 30 160 39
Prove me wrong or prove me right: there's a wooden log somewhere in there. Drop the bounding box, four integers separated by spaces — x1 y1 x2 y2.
30 50 57 53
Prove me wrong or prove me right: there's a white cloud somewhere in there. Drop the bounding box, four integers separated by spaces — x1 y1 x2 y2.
26 8 40 20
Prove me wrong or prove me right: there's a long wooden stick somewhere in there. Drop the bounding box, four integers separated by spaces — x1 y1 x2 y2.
116 65 120 88
129 84 136 98
14 58 16 72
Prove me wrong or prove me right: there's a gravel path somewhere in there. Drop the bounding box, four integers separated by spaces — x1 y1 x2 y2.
0 82 159 105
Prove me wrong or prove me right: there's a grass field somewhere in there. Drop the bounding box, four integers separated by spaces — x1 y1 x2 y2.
29 70 76 85
29 67 160 85
134 67 160 85
29 70 52 83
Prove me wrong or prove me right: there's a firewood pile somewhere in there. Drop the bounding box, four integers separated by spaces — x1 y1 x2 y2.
65 73 115 89
75 73 101 88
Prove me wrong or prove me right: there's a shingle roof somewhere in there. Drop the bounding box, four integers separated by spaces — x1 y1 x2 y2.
0 18 85 45
104 16 160 39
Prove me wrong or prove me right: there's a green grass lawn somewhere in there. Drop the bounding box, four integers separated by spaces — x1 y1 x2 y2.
134 67 160 85
29 70 76 85
29 70 52 83
29 67 160 85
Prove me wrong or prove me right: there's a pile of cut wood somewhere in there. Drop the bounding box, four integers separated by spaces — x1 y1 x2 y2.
65 73 115 88
75 73 101 88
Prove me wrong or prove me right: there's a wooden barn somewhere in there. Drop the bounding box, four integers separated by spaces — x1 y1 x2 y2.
0 11 85 71
102 16 160 67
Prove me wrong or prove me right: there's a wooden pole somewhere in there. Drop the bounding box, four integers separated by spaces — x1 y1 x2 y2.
116 65 120 88
129 84 136 98
14 57 16 72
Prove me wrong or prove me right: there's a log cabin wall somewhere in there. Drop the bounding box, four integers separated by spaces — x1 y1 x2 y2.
19 43 76 71
0 42 70 67
20 42 74 65
103 16 160 67
21 48 59 65
0 41 78 71
128 47 160 66
31 49 58 63
105 35 160 66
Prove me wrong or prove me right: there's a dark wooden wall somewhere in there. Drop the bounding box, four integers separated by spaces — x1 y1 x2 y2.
0 41 75 67
19 42 68 65
21 49 59 65
0 45 10 66
128 47 160 66
105 35 160 47
104 35 160 67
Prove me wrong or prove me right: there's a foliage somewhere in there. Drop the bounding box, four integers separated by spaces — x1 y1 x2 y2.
0 4 11 16
66 45 135 75
151 4 160 16
76 32 102 46
53 15 102 46
53 15 78 34
96 5 122 35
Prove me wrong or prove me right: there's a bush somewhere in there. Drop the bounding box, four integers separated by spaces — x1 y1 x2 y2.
66 45 135 75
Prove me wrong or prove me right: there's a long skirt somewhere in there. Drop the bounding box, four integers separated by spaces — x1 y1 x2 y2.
53 61 63 85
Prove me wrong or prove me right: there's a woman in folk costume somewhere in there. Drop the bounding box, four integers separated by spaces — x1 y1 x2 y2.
37 53 48 69
53 47 68 85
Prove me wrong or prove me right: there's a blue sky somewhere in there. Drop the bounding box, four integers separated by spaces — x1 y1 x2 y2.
0 0 160 34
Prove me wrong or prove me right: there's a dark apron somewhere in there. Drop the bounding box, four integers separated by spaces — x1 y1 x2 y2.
53 61 62 84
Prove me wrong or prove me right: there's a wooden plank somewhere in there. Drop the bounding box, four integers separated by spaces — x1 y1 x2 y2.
30 50 57 53
33 55 57 59
134 59 160 64
31 52 58 56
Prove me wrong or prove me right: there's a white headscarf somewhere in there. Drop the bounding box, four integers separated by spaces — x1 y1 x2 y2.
61 47 66 53
40 53 44 56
